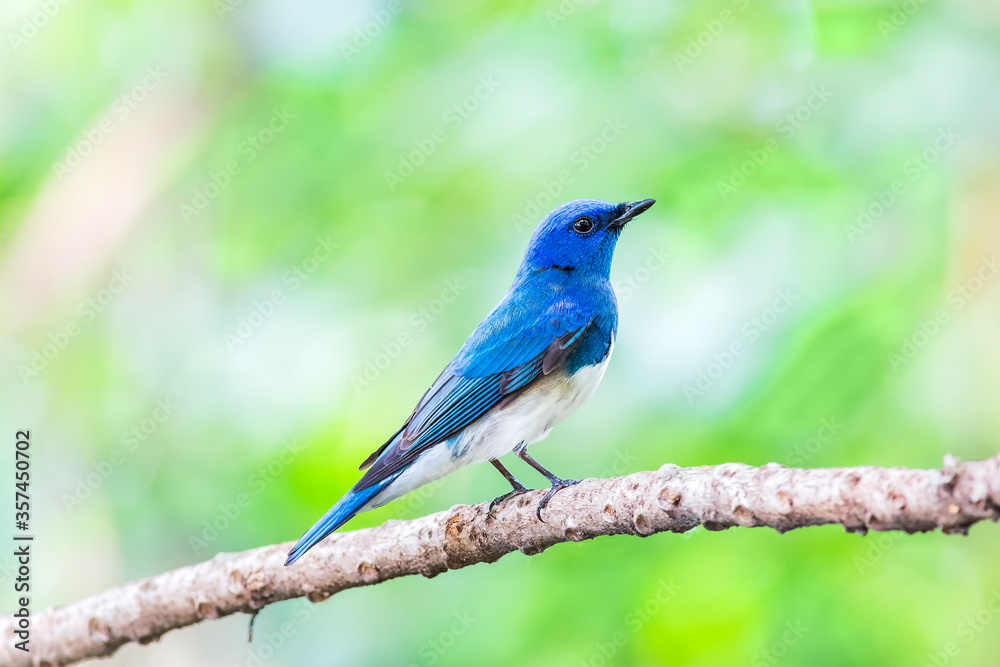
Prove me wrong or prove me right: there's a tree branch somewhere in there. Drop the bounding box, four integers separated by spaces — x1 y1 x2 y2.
4 454 999 666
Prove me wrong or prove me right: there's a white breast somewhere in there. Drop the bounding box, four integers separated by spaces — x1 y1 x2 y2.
364 341 613 510
456 340 614 463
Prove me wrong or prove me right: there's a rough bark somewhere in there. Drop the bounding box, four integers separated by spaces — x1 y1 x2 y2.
3 454 999 666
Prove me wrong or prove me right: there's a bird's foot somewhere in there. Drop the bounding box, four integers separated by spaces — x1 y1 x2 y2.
488 483 530 516
536 478 580 522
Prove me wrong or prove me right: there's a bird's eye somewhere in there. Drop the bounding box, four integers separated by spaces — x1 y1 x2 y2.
572 217 595 234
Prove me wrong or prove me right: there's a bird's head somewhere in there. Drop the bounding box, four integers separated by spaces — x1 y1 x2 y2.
519 198 655 279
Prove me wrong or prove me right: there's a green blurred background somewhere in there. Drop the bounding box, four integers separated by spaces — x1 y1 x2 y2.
3 0 1000 664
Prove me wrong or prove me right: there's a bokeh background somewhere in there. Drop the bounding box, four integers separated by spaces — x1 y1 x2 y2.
3 0 1000 664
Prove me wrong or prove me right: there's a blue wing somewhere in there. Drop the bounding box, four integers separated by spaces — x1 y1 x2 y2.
354 292 598 491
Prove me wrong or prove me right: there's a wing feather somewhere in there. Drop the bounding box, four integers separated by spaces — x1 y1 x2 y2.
354 306 594 490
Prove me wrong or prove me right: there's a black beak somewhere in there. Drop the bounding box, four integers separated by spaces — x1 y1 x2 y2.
611 199 655 227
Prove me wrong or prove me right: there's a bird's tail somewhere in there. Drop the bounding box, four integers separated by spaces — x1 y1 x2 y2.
285 481 389 565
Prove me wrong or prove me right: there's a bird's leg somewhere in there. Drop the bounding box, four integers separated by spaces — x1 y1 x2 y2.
515 448 580 522
488 458 530 515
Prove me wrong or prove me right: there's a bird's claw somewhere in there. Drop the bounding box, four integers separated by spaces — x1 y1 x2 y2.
488 484 530 516
536 478 580 522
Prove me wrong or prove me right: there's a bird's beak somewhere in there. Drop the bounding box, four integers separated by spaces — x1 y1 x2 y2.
611 199 656 228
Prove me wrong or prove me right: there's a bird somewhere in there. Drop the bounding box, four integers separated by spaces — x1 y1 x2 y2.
285 197 655 565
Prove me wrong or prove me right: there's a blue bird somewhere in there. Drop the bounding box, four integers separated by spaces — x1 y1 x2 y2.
285 198 655 565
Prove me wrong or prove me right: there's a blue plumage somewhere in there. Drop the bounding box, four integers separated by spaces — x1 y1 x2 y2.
286 197 654 565
283 479 392 565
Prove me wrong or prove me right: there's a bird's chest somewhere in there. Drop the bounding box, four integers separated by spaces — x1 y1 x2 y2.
532 344 613 427
452 340 613 462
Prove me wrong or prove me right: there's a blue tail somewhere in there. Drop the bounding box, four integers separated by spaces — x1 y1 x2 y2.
285 481 388 565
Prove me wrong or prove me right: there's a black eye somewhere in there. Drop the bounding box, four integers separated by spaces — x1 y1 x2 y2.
572 217 595 234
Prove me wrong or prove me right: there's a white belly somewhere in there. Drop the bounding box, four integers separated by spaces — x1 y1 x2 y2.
364 342 613 509
453 341 613 463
